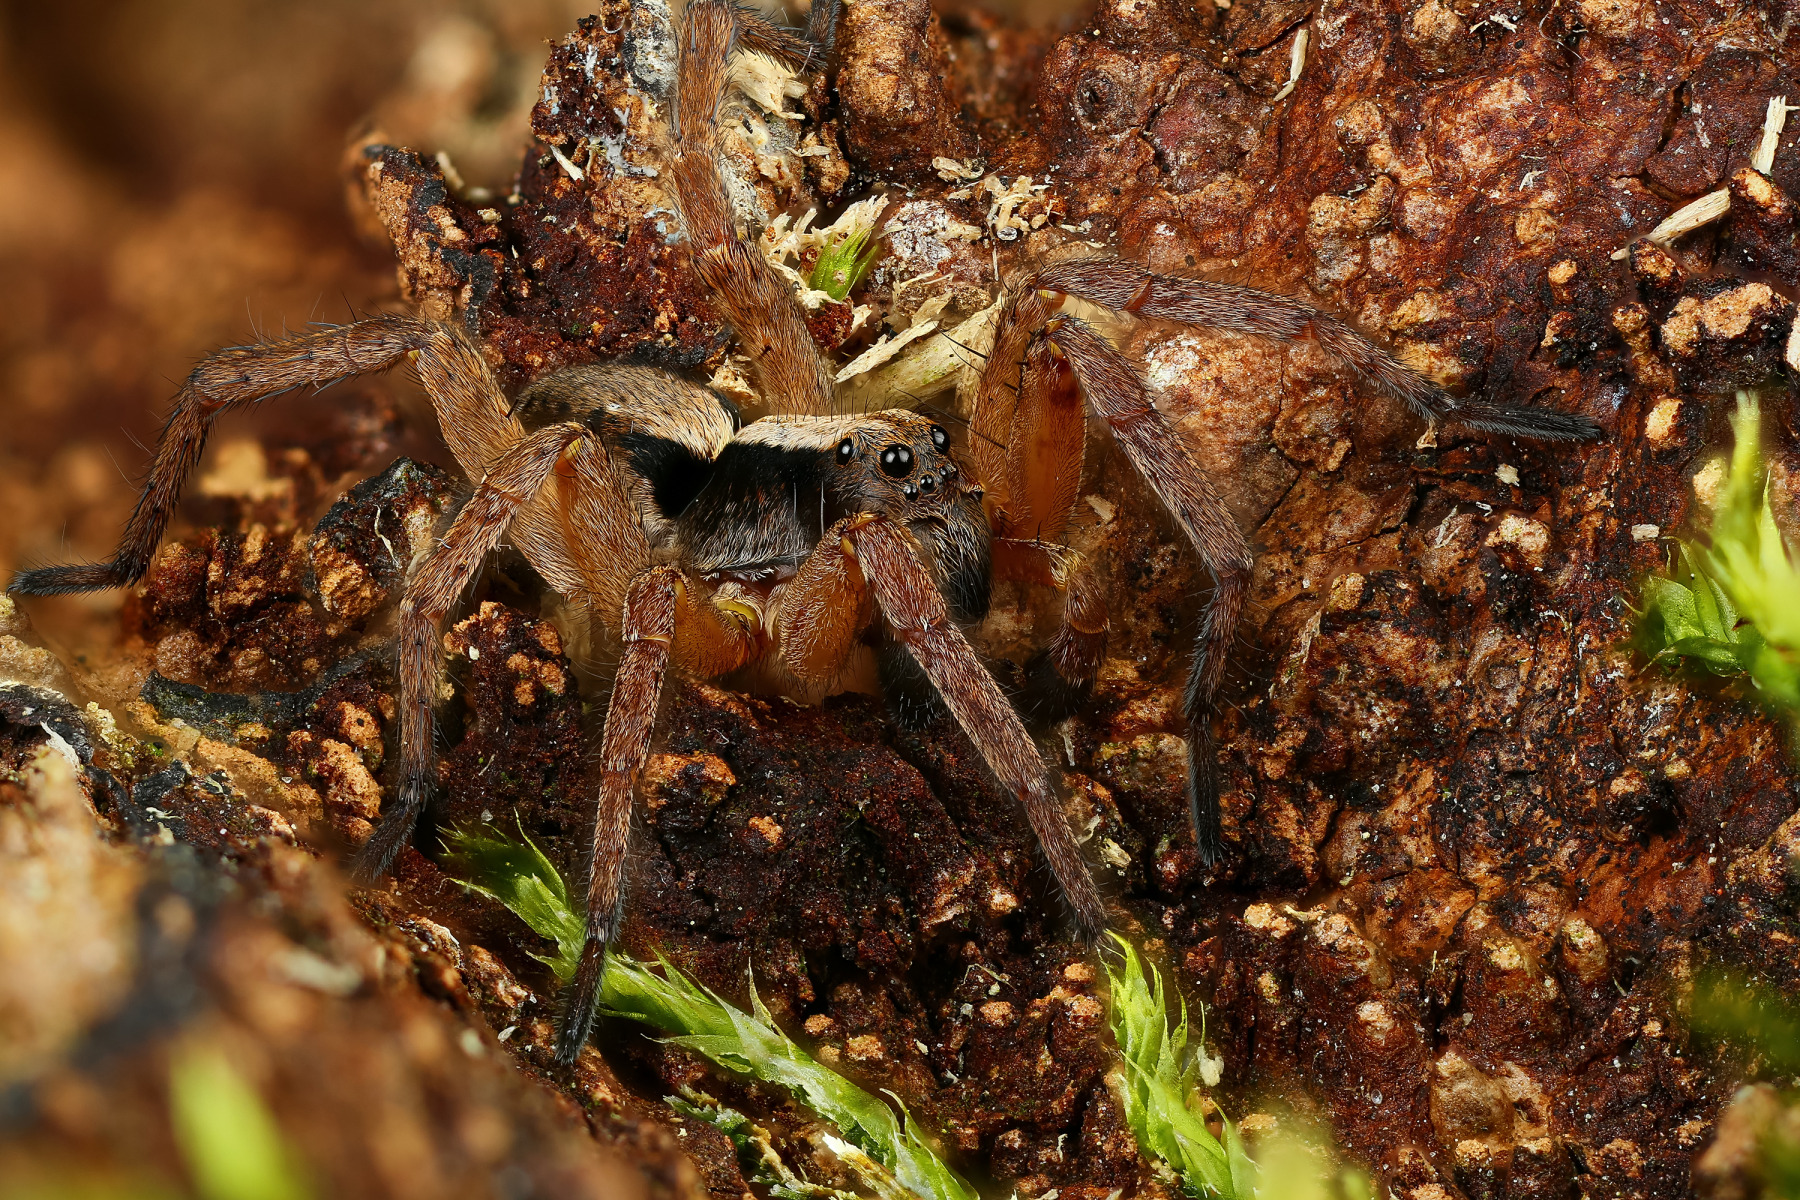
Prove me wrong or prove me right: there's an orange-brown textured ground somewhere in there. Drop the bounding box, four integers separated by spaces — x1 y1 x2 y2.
2 0 1798 1198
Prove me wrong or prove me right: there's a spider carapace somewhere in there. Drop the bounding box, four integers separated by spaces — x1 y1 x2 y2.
7 0 1602 1065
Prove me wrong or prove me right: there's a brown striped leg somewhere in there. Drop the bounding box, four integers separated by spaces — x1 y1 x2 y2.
668 0 833 415
1041 317 1253 867
7 314 480 595
351 423 592 882
551 434 653 620
1027 258 1603 442
848 515 1108 940
555 566 760 1064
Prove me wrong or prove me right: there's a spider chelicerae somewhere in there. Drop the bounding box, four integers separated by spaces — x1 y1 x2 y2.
8 0 1600 1064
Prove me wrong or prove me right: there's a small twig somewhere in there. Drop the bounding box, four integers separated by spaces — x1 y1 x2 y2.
1270 26 1311 103
1609 95 1792 260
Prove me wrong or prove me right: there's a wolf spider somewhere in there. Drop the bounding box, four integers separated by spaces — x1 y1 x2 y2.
9 0 1599 1062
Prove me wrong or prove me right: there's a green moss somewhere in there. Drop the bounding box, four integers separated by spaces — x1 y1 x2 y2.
1102 936 1378 1200
1635 392 1800 742
1101 935 1255 1198
669 1090 871 1200
443 827 977 1200
1692 974 1800 1197
168 1043 312 1200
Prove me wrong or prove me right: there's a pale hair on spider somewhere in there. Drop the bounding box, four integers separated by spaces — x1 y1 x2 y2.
8 0 1601 1065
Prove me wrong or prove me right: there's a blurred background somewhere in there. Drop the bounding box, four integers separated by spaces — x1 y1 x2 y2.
0 0 600 646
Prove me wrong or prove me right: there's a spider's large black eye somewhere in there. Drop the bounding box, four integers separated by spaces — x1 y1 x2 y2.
836 438 856 464
929 424 949 451
880 444 914 478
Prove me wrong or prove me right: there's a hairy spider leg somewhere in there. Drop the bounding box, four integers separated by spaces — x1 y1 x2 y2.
773 519 876 691
846 515 1109 938
1040 316 1256 868
7 316 426 593
551 418 657 621
557 565 761 1064
555 508 1110 1062
3 315 599 605
1027 258 1605 442
353 422 600 881
969 258 1605 863
670 0 834 417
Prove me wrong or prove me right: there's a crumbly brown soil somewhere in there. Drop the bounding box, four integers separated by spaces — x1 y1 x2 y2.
2 1 1799 1198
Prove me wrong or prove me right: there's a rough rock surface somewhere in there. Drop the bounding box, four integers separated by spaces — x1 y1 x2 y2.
3 1 1800 1198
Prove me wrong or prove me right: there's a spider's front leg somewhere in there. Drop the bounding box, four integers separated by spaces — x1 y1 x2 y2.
554 569 759 1065
353 423 615 881
807 514 1110 939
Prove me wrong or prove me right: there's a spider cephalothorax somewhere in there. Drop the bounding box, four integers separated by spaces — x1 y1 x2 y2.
8 0 1600 1066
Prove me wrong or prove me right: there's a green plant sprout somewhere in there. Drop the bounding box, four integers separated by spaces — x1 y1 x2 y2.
1636 392 1800 740
808 225 880 301
1102 937 1377 1200
1101 935 1257 1199
669 1090 868 1200
443 828 977 1200
167 1042 312 1200
1691 973 1800 1197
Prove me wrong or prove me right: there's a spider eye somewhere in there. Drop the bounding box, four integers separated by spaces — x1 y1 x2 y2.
836 438 856 464
929 424 949 450
879 444 913 478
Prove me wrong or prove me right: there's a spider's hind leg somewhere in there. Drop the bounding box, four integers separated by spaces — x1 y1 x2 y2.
1029 258 1605 443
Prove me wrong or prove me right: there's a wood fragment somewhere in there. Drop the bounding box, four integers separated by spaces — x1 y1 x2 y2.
1271 27 1311 103
1610 96 1792 259
548 143 585 182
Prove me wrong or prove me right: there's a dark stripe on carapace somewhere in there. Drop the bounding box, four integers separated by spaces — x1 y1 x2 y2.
677 440 847 574
614 431 717 520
